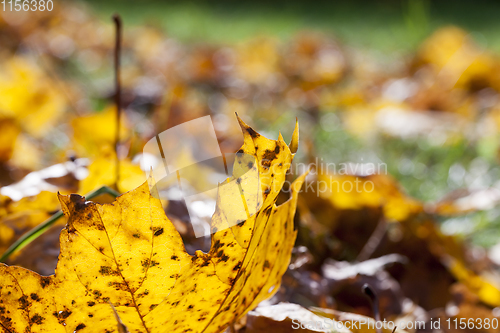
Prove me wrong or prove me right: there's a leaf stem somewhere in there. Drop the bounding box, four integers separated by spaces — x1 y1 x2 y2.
113 14 123 191
0 186 121 263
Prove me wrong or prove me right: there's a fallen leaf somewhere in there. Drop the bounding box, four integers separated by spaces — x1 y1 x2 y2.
312 308 410 333
0 56 66 137
0 191 63 255
443 255 500 307
71 106 130 158
0 158 89 201
322 254 407 281
0 119 305 333
429 187 500 216
246 302 351 333
0 119 20 163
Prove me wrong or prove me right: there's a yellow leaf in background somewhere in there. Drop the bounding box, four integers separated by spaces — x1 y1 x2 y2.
0 57 66 137
444 256 500 308
417 26 499 91
8 191 60 214
317 173 382 210
342 107 376 139
0 118 20 163
0 224 15 249
418 26 471 69
316 173 422 222
0 191 61 254
236 37 280 84
72 106 129 157
0 120 304 333
79 150 145 194
9 133 43 170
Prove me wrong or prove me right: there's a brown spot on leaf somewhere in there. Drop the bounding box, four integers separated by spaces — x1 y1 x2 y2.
18 295 28 310
98 266 116 276
30 314 44 325
212 240 224 251
53 309 72 324
247 127 260 138
40 277 50 288
75 323 86 331
154 227 164 236
70 194 87 210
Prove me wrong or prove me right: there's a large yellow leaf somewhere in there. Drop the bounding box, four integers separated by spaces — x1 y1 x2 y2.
0 118 304 333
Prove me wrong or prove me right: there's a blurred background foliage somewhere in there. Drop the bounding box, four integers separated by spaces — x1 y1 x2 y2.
1 0 500 248
85 0 500 52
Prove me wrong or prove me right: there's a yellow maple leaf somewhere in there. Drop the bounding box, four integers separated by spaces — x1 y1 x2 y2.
0 119 305 333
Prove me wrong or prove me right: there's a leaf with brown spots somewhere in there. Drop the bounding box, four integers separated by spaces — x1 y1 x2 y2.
0 118 305 333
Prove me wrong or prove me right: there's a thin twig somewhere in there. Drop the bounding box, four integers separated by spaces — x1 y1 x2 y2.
357 217 387 262
113 14 123 191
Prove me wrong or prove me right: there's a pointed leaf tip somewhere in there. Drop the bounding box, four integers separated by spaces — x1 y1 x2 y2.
289 119 299 154
236 114 261 141
235 112 246 127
